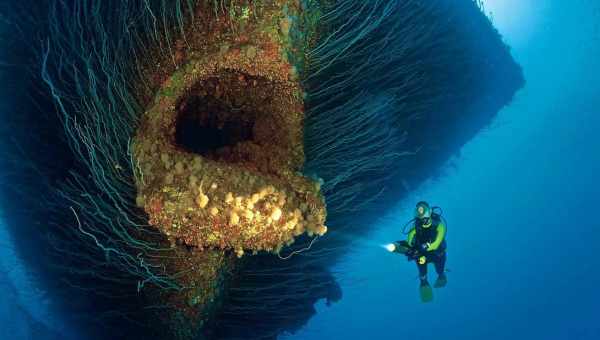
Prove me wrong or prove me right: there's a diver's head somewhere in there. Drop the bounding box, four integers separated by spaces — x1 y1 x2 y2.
415 201 432 228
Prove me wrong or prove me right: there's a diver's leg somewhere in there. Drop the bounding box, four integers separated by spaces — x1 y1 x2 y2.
433 252 447 288
417 261 433 302
417 261 428 282
434 252 446 275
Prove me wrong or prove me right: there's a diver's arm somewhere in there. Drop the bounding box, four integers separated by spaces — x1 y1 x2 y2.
427 223 446 251
407 228 416 247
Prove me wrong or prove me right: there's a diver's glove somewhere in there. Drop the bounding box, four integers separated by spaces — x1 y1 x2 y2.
421 242 432 252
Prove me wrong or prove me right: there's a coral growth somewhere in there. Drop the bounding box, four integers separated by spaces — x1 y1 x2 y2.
132 1 327 257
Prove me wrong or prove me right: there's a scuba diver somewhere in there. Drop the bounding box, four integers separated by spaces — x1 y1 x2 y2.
386 201 447 302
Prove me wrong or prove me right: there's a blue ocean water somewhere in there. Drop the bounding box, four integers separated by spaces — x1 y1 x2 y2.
283 1 600 339
0 0 599 339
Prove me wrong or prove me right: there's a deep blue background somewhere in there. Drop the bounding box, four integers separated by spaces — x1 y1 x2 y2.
284 1 600 339
1 0 599 339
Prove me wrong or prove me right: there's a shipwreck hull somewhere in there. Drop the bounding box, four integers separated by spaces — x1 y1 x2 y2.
0 0 523 339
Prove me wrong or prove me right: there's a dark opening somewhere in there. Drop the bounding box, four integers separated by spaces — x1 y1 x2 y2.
175 95 254 155
174 71 262 160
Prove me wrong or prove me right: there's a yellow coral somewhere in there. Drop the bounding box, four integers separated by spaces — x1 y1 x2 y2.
160 153 170 164
285 216 298 230
189 175 198 186
207 232 220 243
196 194 209 208
196 179 209 208
136 195 145 208
229 211 240 225
271 207 282 221
316 225 328 236
247 226 259 236
192 156 202 170
293 223 304 236
235 248 244 258
174 161 185 174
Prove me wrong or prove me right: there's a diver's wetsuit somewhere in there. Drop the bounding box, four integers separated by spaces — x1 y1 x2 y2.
407 215 447 278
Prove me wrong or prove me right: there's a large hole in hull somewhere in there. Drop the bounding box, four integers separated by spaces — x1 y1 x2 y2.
175 92 255 155
174 70 272 162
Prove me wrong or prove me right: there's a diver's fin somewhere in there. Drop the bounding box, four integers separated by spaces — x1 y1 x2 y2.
434 274 447 288
419 281 434 303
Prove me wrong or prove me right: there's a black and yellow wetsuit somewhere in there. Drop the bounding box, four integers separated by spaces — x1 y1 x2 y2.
406 215 447 280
